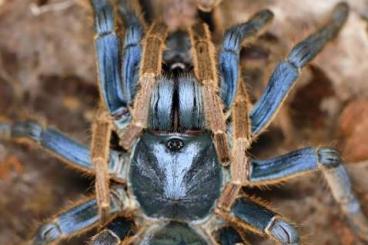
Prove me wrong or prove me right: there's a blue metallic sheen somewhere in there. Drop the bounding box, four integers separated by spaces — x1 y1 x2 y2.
58 199 99 234
288 2 348 68
219 9 273 109
33 193 123 245
96 34 126 114
178 76 204 130
250 62 298 135
118 0 144 104
149 78 174 130
42 129 91 169
121 24 143 102
250 3 348 136
232 198 275 231
8 121 123 175
130 132 222 220
250 147 318 183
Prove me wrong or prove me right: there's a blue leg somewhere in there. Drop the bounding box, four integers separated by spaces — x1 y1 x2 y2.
250 147 368 240
0 121 126 181
89 217 136 245
223 196 299 244
250 3 349 136
250 147 318 183
32 185 127 245
213 226 248 245
219 9 274 109
117 0 144 104
90 0 143 128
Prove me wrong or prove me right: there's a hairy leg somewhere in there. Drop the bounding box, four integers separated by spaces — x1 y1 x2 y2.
249 147 368 240
0 121 127 182
119 22 168 150
218 9 274 108
32 185 127 245
91 107 113 221
91 0 125 115
189 22 230 164
216 196 299 244
216 81 252 212
89 217 136 245
250 2 349 137
91 0 144 129
230 80 251 185
117 0 144 106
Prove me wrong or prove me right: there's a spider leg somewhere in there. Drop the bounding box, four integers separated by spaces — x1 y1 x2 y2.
32 185 128 245
216 80 252 211
212 226 250 245
90 0 125 117
89 217 135 245
230 80 252 185
91 107 113 221
189 23 230 164
119 22 168 150
250 2 349 137
249 147 368 240
216 196 300 244
91 0 144 129
219 9 274 108
117 0 144 106
0 121 127 182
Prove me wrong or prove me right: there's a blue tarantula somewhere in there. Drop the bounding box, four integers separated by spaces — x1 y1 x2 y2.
0 1 367 244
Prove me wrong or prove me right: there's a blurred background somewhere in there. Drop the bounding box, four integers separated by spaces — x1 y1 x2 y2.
0 0 367 244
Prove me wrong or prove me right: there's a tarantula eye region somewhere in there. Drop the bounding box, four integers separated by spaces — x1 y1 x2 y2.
170 62 187 73
166 138 184 151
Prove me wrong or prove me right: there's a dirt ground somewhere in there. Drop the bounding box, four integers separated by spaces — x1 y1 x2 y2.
0 0 368 244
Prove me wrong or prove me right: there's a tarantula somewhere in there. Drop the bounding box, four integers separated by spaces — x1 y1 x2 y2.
0 1 367 244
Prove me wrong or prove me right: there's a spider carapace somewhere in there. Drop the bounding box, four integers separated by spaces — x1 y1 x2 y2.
1 0 368 244
129 29 225 244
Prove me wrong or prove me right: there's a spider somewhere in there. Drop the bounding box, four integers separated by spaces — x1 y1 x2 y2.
0 0 367 244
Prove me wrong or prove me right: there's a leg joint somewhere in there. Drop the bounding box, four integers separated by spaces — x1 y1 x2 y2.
33 223 62 245
317 147 341 169
266 217 300 245
12 121 43 143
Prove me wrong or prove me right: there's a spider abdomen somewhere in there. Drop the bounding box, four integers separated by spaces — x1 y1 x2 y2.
129 132 222 221
141 222 207 245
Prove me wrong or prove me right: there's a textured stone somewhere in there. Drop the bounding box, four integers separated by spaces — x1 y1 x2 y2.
339 100 368 162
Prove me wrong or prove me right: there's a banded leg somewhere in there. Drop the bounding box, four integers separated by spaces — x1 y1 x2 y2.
90 217 136 245
91 0 144 129
250 2 349 137
118 0 144 105
32 185 128 245
0 121 127 182
249 147 368 240
91 107 113 221
217 196 299 244
231 81 251 184
119 22 168 150
219 9 274 108
189 23 230 164
217 81 252 211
